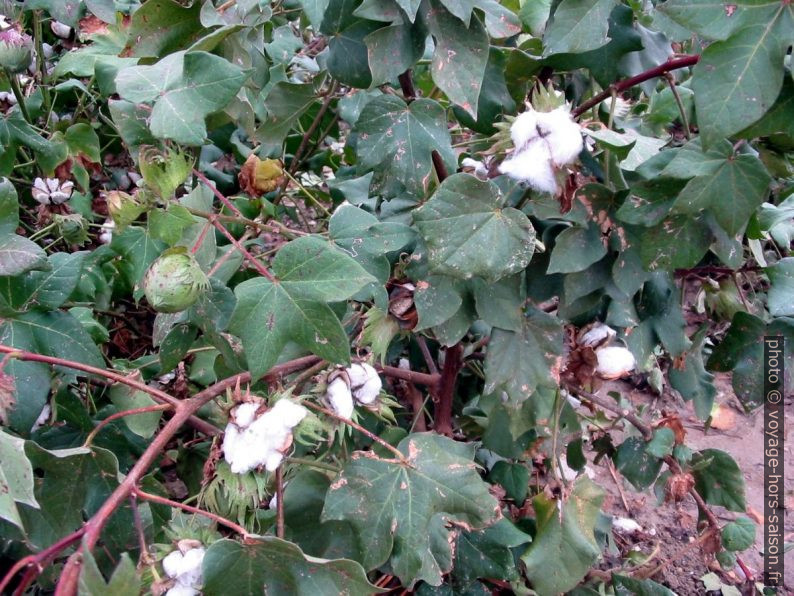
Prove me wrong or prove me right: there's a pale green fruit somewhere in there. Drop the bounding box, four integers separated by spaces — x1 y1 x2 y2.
143 249 208 313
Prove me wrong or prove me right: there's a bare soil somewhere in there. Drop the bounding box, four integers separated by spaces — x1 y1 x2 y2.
589 373 794 594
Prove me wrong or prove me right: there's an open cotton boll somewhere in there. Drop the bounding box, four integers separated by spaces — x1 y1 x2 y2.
163 546 205 593
166 585 199 596
222 399 308 474
50 21 72 39
31 403 50 432
346 363 382 405
595 346 636 379
535 107 583 166
326 376 354 418
510 109 539 149
578 322 617 349
498 139 558 193
461 157 488 179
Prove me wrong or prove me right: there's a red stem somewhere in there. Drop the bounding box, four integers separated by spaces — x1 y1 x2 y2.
133 488 249 537
0 527 85 595
375 364 439 388
434 343 462 436
193 168 245 219
572 55 700 117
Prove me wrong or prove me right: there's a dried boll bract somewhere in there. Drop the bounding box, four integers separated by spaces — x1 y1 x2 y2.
222 399 308 474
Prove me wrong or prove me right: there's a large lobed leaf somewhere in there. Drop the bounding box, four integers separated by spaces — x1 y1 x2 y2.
229 235 376 379
322 433 501 587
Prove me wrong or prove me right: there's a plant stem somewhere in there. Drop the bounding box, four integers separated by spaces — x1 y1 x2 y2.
6 71 31 123
285 456 340 473
563 382 653 441
375 364 440 388
134 488 249 537
303 400 408 463
276 467 285 538
434 343 462 436
0 528 85 595
83 403 173 447
665 73 691 140
572 55 700 118
0 345 219 435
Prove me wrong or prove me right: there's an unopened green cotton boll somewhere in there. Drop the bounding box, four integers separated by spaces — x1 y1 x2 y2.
0 26 32 74
143 249 208 313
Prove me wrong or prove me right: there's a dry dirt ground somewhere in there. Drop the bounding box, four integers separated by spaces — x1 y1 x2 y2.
587 373 794 594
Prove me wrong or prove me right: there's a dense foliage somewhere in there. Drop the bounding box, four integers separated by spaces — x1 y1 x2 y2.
0 0 792 594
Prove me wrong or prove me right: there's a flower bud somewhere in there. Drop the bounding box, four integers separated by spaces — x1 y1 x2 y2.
139 145 194 199
0 25 32 74
238 154 285 196
105 190 146 230
143 249 209 313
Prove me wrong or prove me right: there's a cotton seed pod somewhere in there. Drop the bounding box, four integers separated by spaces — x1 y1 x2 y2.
594 345 635 380
143 249 209 313
238 154 285 196
577 322 616 349
346 362 382 405
0 25 32 74
139 145 194 199
325 375 354 419
106 190 146 230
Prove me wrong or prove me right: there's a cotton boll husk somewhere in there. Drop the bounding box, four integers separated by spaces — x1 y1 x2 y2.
595 346 636 379
499 139 558 193
536 107 583 166
326 377 354 418
510 109 539 149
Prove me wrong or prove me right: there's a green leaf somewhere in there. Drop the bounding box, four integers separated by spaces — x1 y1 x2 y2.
25 0 85 27
0 429 38 533
108 382 162 438
110 226 167 293
646 428 675 458
455 518 531 586
202 536 382 595
521 477 605 595
484 307 563 403
124 0 204 58
322 433 500 587
614 437 664 490
283 470 362 561
0 179 19 235
668 326 717 419
692 13 791 148
671 154 771 235
639 215 712 271
413 174 536 282
424 1 489 117
116 51 248 145
489 461 529 503
471 274 524 331
0 234 49 277
0 251 86 311
229 236 375 379
148 204 196 246
414 274 465 330
691 448 746 512
658 0 780 41
256 81 319 154
365 23 426 87
353 95 455 195
766 257 794 316
321 0 379 88
706 312 794 410
65 123 101 163
613 574 676 596
79 552 141 596
543 0 618 56
721 517 755 551
547 223 607 274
